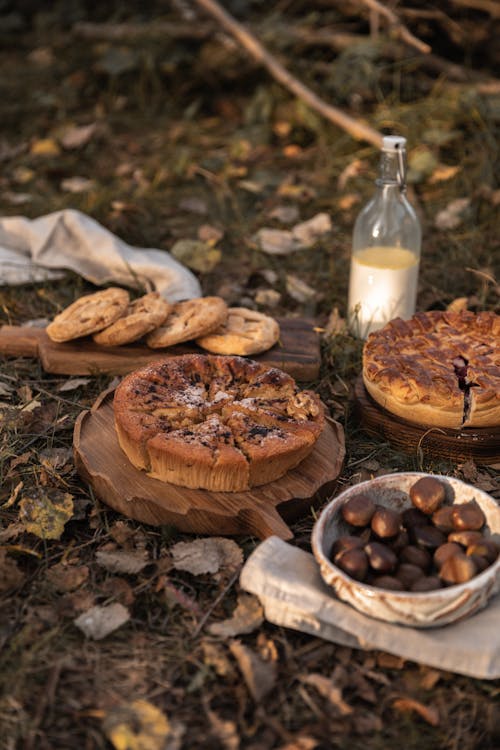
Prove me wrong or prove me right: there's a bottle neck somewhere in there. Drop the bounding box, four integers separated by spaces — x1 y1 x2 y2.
376 149 407 191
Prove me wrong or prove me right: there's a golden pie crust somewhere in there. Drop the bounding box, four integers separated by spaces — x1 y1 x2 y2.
113 354 325 491
362 310 500 429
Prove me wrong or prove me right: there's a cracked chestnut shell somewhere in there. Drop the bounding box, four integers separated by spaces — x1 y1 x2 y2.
409 476 446 515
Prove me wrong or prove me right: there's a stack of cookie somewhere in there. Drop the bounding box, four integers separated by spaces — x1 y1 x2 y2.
46 287 280 356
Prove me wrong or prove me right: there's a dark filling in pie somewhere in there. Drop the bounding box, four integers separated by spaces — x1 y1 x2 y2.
452 355 479 426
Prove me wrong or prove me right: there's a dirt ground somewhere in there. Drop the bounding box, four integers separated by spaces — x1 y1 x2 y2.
0 2 499 748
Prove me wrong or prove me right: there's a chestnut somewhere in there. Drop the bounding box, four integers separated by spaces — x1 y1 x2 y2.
433 542 462 569
410 576 442 592
451 500 486 531
402 507 429 529
448 530 484 547
410 525 446 550
371 575 405 591
390 529 410 553
371 506 402 538
395 563 424 588
431 506 455 533
335 547 369 581
365 542 397 573
331 535 364 561
468 554 490 574
341 494 376 527
466 540 498 564
409 476 446 514
399 545 432 571
439 553 477 585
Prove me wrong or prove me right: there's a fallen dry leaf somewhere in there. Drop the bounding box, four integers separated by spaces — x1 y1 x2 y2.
291 212 332 247
171 537 243 581
337 158 367 191
434 197 470 230
100 577 135 607
419 668 443 690
393 697 440 726
170 238 221 273
39 447 73 473
254 228 298 255
60 176 95 193
446 297 468 313
74 602 130 640
299 674 352 716
254 289 281 307
205 704 240 750
30 137 61 156
276 738 318 750
202 641 236 678
46 562 89 592
285 274 316 303
102 699 174 750
198 223 224 244
376 652 406 670
1 480 23 509
208 594 264 637
19 489 74 540
0 548 25 593
57 377 91 392
229 640 277 703
60 122 97 149
267 204 299 223
96 549 150 575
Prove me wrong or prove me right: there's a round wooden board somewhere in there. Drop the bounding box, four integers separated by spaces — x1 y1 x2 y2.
354 375 500 465
73 388 346 540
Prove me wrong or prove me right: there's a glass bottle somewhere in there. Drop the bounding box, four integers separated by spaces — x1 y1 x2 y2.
347 135 422 338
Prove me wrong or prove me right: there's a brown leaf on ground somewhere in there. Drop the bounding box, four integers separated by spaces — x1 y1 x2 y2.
102 699 175 750
376 653 406 670
202 641 237 678
96 548 150 575
19 490 74 540
0 548 25 593
229 640 277 703
205 704 240 750
299 674 352 716
171 537 243 581
46 562 89 592
74 602 130 640
393 697 440 726
419 668 443 690
1 480 23 509
100 577 135 607
276 738 318 750
208 594 264 637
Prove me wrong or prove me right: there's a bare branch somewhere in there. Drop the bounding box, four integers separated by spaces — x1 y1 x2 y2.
354 0 432 53
191 0 383 148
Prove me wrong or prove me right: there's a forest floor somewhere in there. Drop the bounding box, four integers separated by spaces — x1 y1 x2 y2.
0 1 499 748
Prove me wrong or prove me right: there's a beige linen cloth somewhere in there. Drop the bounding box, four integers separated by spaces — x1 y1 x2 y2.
0 209 201 300
240 536 500 680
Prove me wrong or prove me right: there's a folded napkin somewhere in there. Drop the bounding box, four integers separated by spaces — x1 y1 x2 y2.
240 536 500 680
0 209 201 300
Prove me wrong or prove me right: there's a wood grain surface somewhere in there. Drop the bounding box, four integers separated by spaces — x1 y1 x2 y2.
354 375 500 465
0 317 320 380
73 388 345 540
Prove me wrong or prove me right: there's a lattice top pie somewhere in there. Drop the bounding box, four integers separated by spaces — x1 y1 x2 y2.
362 310 500 429
113 354 325 491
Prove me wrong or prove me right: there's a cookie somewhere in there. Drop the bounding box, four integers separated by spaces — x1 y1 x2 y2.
46 287 130 343
146 296 228 348
196 307 280 356
93 292 172 346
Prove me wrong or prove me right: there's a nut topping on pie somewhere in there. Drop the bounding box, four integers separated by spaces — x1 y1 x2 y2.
362 310 500 429
113 354 325 491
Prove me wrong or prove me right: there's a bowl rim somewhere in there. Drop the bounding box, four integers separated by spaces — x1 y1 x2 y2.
311 471 500 600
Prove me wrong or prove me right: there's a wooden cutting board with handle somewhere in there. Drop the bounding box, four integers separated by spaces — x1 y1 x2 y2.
0 317 320 380
73 387 346 540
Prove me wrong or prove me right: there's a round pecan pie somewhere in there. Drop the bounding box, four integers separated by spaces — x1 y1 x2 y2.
113 354 325 491
362 310 500 429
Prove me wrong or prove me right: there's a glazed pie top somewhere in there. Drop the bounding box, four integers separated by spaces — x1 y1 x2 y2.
113 354 325 491
362 310 500 429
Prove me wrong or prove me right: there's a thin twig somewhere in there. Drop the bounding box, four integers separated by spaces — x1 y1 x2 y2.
354 0 431 53
190 568 240 638
191 0 383 147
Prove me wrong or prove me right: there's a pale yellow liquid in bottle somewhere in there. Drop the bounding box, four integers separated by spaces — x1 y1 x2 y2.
348 246 419 337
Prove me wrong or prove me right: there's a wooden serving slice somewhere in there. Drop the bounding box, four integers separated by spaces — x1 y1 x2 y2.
0 317 320 380
73 388 345 541
354 375 500 465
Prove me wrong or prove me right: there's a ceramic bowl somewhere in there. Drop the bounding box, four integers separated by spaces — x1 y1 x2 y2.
311 472 500 628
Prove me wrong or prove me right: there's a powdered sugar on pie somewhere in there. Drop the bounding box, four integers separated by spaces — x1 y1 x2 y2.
362 310 500 429
113 354 325 491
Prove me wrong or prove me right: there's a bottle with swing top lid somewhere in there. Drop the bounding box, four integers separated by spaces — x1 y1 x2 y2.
347 135 422 338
